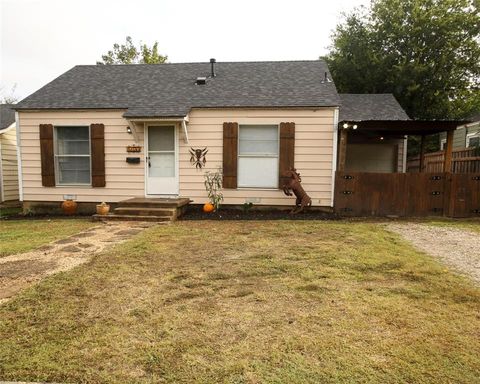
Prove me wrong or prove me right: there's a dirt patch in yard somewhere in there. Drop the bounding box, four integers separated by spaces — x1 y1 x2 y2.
386 223 480 285
0 221 158 304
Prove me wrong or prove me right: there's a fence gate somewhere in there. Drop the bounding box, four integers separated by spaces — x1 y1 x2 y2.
447 174 480 217
335 172 480 218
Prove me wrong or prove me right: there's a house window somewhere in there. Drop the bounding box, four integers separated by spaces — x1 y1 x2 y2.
54 126 91 185
466 132 480 148
238 125 279 188
440 138 447 150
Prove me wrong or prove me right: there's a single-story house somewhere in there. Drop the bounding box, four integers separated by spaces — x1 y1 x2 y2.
0 104 19 202
13 59 438 215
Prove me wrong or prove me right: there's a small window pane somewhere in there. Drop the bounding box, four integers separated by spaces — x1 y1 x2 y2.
238 157 278 188
239 125 278 156
56 126 90 155
57 157 91 184
149 126 175 151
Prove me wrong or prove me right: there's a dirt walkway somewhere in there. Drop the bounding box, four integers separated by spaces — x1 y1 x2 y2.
0 221 157 304
386 223 480 285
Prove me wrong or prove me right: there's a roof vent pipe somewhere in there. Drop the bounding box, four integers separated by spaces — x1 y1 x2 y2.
210 58 216 78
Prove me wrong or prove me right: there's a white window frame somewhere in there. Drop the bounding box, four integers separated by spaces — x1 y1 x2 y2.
54 125 92 186
466 132 480 148
440 138 447 150
237 124 280 189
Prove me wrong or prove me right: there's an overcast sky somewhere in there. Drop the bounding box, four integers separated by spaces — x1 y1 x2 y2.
1 0 369 100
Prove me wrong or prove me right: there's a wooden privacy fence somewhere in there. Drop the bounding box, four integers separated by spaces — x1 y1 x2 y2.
335 172 480 218
407 147 480 173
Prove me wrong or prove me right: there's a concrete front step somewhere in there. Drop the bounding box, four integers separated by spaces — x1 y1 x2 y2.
120 197 191 208
114 207 176 217
92 214 172 222
92 197 191 222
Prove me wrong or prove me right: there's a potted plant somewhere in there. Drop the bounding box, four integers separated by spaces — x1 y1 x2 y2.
61 199 78 215
203 169 224 212
96 202 110 215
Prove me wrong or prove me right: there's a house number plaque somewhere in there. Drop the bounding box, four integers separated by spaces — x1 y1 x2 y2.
126 145 142 153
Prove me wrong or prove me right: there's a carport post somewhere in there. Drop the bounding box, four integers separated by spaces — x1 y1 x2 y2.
419 135 426 172
444 130 454 172
337 129 348 172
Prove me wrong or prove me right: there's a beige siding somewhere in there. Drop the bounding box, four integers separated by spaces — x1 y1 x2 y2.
19 110 146 203
19 108 336 206
180 108 335 206
1 126 19 201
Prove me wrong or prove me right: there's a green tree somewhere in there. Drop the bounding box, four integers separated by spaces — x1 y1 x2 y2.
325 0 480 154
98 36 168 65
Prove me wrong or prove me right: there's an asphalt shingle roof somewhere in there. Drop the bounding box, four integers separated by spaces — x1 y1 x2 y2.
339 94 410 122
0 104 15 131
15 60 341 118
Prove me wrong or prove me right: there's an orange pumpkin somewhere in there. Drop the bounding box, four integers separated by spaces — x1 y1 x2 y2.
61 199 78 215
203 203 215 213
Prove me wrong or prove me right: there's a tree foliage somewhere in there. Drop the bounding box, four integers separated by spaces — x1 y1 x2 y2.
98 36 168 65
0 84 18 104
324 0 480 154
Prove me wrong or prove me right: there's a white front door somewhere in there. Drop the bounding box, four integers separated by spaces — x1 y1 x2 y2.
146 125 178 195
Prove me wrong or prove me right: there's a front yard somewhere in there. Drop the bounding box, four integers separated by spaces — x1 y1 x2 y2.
0 220 479 383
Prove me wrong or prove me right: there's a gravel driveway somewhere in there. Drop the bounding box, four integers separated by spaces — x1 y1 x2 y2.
386 223 480 285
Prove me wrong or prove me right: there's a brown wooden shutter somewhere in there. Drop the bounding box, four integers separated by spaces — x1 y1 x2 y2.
279 122 295 188
90 123 105 187
223 122 238 189
39 124 55 187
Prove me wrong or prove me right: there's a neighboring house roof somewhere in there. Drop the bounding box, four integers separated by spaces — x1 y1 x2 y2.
0 104 16 132
339 94 410 121
15 60 341 118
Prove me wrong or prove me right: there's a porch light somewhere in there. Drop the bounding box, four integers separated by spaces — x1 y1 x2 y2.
343 123 349 129
353 124 358 130
126 126 132 134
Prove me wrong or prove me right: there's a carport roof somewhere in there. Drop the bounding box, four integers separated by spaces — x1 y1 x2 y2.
339 120 471 135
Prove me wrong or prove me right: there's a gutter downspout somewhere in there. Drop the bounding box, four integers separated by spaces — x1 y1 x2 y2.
15 111 23 202
330 108 339 208
182 118 189 144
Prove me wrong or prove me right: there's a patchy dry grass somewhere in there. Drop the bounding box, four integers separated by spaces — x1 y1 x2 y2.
0 219 96 257
0 221 479 383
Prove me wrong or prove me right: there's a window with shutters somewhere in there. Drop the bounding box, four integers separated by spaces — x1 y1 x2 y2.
238 125 279 188
54 126 91 185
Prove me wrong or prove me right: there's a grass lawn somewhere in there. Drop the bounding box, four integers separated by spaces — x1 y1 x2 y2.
0 221 479 383
0 218 96 257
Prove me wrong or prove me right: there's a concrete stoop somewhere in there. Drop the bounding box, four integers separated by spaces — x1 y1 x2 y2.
93 197 191 222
